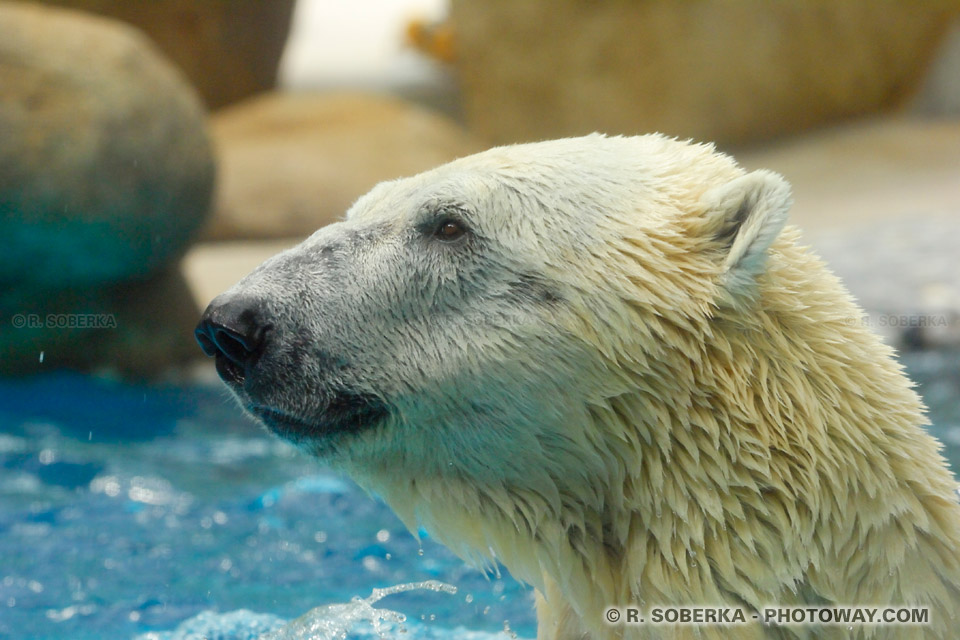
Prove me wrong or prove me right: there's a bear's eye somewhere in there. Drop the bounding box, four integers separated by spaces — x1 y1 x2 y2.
432 217 468 242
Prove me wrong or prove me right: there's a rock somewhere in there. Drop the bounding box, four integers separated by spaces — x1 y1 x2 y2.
911 18 960 116
205 92 481 240
0 2 214 377
451 0 960 146
0 2 215 291
38 0 295 110
0 267 202 378
809 216 960 351
738 117 960 232
736 117 960 350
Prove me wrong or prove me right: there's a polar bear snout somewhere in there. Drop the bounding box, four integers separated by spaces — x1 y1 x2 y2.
195 294 272 386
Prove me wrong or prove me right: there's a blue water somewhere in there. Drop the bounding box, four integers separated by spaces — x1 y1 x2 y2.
1 350 958 640
0 373 535 640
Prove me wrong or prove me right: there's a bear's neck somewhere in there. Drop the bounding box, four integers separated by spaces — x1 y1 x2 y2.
361 238 960 633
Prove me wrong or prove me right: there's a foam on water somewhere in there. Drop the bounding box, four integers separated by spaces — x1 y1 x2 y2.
134 581 528 640
134 609 286 640
261 580 456 640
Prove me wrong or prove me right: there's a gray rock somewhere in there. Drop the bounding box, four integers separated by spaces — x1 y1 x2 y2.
810 215 960 350
0 267 202 378
0 2 215 291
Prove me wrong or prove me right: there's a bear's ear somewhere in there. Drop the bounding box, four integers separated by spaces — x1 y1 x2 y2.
701 170 792 294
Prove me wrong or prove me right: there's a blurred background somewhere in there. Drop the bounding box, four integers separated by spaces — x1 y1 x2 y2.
1 1 958 639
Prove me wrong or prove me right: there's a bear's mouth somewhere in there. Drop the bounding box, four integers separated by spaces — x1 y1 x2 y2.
249 391 390 441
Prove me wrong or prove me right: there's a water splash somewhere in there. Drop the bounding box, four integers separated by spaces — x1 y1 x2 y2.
134 609 285 640
259 580 458 640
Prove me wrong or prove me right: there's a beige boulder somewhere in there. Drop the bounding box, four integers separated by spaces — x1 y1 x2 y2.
451 0 960 146
38 0 295 109
0 2 214 377
206 92 481 240
0 1 214 290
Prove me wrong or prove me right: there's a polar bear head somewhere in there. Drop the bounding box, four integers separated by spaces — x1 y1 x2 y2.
197 134 960 638
195 133 793 574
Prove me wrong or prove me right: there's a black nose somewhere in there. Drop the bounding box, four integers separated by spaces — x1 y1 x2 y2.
195 296 270 384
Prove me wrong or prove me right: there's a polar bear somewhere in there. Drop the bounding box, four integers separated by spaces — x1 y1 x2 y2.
195 134 960 639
